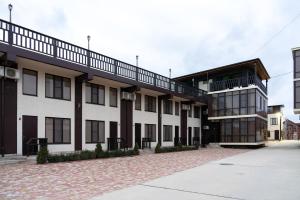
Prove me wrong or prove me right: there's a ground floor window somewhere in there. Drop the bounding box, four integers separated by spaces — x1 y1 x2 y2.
145 124 156 142
45 117 71 144
163 125 172 141
86 120 105 143
219 117 266 143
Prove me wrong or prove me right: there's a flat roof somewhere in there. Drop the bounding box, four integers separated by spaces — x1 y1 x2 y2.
292 47 300 51
268 104 284 108
174 58 270 81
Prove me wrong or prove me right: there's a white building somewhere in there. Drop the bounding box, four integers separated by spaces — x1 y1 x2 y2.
0 19 206 155
267 105 284 140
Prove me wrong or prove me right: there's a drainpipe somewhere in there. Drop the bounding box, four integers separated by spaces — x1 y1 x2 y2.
1 67 4 157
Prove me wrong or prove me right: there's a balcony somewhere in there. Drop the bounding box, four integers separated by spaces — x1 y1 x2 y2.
209 75 267 94
0 19 207 101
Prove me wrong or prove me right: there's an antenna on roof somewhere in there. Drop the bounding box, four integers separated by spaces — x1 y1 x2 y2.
136 55 139 67
169 68 172 79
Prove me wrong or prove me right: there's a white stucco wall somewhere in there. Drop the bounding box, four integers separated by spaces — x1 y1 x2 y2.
267 113 283 140
17 58 80 154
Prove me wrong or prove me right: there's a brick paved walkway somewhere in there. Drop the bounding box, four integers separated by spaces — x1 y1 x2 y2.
0 148 248 200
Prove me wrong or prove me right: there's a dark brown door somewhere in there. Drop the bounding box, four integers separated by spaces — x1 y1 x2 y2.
135 123 141 149
121 99 133 148
275 130 280 140
181 110 187 145
110 121 118 150
188 127 192 146
174 126 179 146
22 115 38 155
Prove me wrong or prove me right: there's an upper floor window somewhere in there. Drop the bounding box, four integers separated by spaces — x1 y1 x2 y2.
86 120 105 143
145 124 156 142
86 83 105 105
271 118 278 125
45 117 71 144
163 99 173 115
145 95 156 112
23 68 37 96
46 74 71 100
135 93 141 110
163 125 172 142
175 102 180 116
109 87 118 107
194 106 200 118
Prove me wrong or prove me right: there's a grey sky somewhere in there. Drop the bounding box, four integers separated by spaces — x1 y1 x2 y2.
1 0 299 121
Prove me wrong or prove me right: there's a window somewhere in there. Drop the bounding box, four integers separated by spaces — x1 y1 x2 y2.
225 92 232 116
45 117 71 144
175 102 180 116
163 125 172 141
23 69 37 96
145 124 156 142
194 127 200 137
109 87 118 107
248 90 255 114
295 81 300 108
271 118 278 125
145 95 156 112
163 100 173 115
86 120 105 143
135 93 141 110
86 83 105 105
46 74 71 100
194 106 200 118
232 91 239 115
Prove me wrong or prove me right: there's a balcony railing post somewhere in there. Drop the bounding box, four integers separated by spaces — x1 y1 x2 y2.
87 50 91 67
114 60 118 75
52 39 57 58
154 74 157 86
136 67 139 81
8 22 13 45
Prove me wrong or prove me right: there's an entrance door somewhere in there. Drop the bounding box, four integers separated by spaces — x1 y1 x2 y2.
121 99 133 148
188 127 192 146
22 115 38 156
181 110 187 145
209 122 220 143
110 121 118 150
174 126 179 146
275 130 280 140
135 123 141 149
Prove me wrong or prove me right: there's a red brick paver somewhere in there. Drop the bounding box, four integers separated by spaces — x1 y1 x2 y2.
0 148 248 200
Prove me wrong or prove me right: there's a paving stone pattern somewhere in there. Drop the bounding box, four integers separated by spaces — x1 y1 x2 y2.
0 148 248 200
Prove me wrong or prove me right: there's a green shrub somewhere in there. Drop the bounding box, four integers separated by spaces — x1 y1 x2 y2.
95 143 103 158
155 145 198 154
155 143 161 153
133 143 140 155
80 150 96 160
36 146 49 164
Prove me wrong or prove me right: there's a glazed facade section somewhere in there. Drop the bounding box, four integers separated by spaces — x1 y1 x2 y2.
210 89 267 118
220 117 267 143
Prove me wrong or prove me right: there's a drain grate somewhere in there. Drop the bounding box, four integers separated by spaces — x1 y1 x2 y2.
219 163 234 166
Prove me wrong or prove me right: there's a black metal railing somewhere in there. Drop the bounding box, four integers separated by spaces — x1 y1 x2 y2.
0 19 207 99
107 137 126 151
26 138 48 156
209 75 267 94
142 138 151 149
179 137 187 146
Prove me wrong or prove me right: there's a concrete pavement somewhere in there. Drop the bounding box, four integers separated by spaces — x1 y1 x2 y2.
92 140 300 200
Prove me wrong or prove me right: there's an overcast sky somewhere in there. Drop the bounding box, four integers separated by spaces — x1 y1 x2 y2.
1 0 299 121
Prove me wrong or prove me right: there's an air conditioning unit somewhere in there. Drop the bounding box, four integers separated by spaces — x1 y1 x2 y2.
121 91 135 101
182 104 191 110
0 66 4 77
5 67 19 80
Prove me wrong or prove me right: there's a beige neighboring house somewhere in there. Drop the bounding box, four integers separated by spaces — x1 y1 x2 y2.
267 105 284 140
